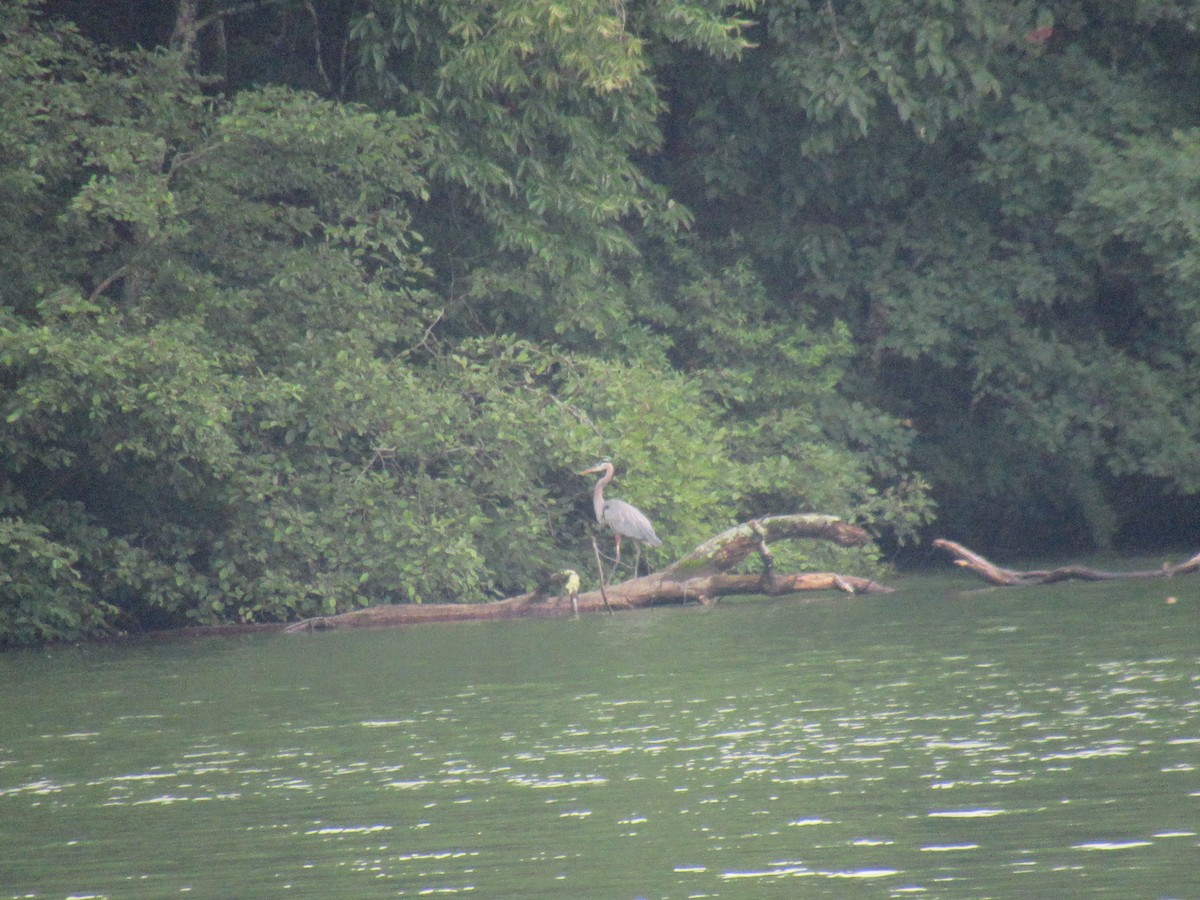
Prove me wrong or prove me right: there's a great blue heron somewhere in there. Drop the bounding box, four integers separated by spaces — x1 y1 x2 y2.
579 458 661 581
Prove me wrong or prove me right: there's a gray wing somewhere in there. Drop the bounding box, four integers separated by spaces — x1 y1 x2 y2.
602 499 662 546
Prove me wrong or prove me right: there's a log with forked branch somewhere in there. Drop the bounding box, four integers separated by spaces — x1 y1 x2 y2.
934 539 1200 586
283 514 892 633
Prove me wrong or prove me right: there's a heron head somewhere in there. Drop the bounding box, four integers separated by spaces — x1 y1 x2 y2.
578 457 613 476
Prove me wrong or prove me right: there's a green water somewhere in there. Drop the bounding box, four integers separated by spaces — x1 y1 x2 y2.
1 572 1197 898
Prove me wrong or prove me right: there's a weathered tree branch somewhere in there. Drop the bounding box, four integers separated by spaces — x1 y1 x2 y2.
661 514 871 580
170 0 290 61
283 514 888 633
934 538 1200 586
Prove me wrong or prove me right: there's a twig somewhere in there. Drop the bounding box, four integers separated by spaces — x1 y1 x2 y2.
196 0 290 33
357 445 397 480
303 0 333 93
402 309 445 358
590 535 614 615
88 265 129 303
825 0 847 55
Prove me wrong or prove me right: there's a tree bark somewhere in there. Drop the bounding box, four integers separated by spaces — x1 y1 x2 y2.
170 0 199 56
934 538 1200 586
284 514 890 633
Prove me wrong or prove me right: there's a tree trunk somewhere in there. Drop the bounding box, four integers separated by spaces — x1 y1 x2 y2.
934 539 1200 586
283 514 890 633
170 0 200 57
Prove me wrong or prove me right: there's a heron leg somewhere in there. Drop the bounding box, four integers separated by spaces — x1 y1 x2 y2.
633 543 642 577
612 533 622 581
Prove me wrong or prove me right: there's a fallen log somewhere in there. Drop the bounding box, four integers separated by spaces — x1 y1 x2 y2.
934 539 1200 586
285 513 891 633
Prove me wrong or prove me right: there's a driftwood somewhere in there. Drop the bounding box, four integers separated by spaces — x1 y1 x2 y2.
284 514 891 633
934 539 1200 586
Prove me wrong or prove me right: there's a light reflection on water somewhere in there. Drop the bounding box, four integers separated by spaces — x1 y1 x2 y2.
1 573 1198 897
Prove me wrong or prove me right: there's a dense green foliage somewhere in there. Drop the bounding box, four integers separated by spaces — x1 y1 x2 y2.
4 0 1200 644
648 0 1200 551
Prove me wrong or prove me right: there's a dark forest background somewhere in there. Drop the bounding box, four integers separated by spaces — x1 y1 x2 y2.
4 0 1200 644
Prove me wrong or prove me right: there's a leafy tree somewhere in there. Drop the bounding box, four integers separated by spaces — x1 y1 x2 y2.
346 0 693 348
344 0 933 548
648 0 1200 553
2 1 435 640
2 0 941 647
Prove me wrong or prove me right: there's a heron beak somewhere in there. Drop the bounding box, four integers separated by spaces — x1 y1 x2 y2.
578 464 603 475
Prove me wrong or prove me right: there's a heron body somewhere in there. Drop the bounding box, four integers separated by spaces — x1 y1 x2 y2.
579 459 661 580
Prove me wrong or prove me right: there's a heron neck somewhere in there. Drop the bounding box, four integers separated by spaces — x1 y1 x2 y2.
592 470 612 524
